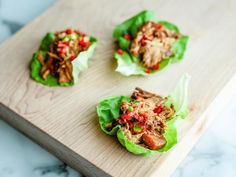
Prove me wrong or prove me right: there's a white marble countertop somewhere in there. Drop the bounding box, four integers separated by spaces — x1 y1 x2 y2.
0 0 235 177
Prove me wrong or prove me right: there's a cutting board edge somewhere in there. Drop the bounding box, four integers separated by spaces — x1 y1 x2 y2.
151 73 236 177
0 74 235 177
0 103 111 177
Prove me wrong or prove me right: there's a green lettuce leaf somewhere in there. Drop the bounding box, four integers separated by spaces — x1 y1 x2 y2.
113 10 157 39
30 51 72 87
71 37 97 84
39 32 56 51
113 10 189 76
97 75 190 156
115 52 147 76
97 96 130 135
166 74 191 119
30 33 97 86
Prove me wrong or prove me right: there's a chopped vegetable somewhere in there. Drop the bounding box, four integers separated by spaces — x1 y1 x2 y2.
124 34 131 40
153 63 160 70
115 88 174 150
133 125 142 133
117 49 123 55
153 105 163 114
145 68 151 74
65 28 74 34
128 106 134 112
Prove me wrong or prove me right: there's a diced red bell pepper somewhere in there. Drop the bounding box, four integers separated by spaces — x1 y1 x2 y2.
154 23 162 30
140 38 146 46
153 63 160 70
121 114 130 121
153 105 163 114
63 41 70 46
78 38 90 48
117 49 123 55
58 43 67 48
145 68 151 74
123 34 131 41
65 28 74 34
71 55 76 61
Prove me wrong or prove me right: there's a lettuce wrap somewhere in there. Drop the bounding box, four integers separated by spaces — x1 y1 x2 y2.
97 74 190 156
30 29 97 86
113 10 189 76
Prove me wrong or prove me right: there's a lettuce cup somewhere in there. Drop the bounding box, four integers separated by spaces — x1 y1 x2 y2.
31 28 97 86
97 75 190 156
113 10 189 76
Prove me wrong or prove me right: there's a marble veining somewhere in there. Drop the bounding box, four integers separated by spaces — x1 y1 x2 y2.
0 119 81 177
0 0 236 177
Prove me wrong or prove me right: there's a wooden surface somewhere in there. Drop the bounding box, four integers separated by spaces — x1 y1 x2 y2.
0 0 236 176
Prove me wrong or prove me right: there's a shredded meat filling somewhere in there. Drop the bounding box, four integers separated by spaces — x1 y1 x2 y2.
130 21 181 68
107 88 175 150
38 28 90 84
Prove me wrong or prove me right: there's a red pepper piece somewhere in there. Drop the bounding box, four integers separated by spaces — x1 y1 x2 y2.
63 41 70 46
140 37 146 46
153 63 160 70
123 34 131 41
84 41 90 48
65 28 74 34
145 68 151 74
81 41 90 48
153 105 163 114
71 55 76 61
117 49 123 55
58 43 67 48
78 39 85 46
154 23 162 30
121 114 130 121
78 38 90 48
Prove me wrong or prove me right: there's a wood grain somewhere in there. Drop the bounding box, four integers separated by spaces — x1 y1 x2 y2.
0 0 236 176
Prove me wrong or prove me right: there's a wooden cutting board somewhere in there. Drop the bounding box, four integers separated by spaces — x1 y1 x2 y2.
0 0 236 176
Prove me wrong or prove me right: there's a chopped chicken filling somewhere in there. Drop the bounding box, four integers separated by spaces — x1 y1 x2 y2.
106 88 175 150
130 21 181 68
38 28 90 84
